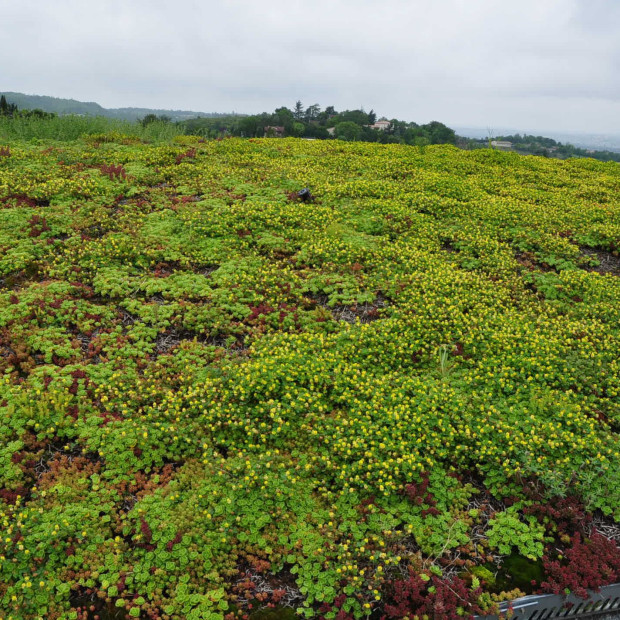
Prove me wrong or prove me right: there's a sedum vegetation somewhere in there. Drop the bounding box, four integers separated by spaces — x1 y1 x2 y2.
0 133 619 619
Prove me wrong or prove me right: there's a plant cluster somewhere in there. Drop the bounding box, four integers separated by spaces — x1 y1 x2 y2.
0 134 619 619
540 532 620 598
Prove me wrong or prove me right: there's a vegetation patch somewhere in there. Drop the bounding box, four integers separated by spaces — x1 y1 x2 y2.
0 136 619 619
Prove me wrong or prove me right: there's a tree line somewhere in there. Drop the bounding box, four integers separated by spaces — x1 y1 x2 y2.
464 132 620 163
3 94 618 162
500 134 620 163
1 95 56 119
180 101 458 146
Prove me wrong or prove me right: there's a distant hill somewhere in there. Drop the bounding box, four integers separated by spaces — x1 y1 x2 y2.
0 92 229 122
455 126 620 154
1 92 106 116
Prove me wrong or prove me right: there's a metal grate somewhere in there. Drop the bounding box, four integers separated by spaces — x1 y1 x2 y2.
476 583 620 619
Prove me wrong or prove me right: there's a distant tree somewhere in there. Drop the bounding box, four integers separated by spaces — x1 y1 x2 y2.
292 122 306 137
331 109 370 127
140 114 171 127
0 95 17 117
304 104 321 122
274 106 294 124
141 114 157 126
273 107 295 134
360 126 380 142
389 119 408 137
303 124 330 139
22 108 54 119
414 136 431 151
403 126 424 145
317 106 336 124
335 121 362 141
141 114 158 126
367 109 376 125
182 115 239 138
293 100 304 120
236 115 262 137
424 121 456 145
380 133 400 144
319 105 337 123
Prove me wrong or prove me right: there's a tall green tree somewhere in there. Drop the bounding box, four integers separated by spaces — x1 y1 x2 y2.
293 100 304 120
273 107 295 134
304 104 321 122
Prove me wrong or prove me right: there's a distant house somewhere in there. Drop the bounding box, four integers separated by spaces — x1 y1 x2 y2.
264 126 285 137
491 140 512 150
368 120 391 131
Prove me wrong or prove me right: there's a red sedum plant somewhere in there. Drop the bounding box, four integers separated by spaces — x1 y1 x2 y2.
540 532 620 599
383 571 486 620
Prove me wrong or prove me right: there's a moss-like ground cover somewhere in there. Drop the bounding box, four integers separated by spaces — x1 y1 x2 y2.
0 136 619 619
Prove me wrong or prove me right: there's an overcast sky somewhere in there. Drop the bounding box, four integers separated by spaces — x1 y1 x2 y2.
2 0 619 134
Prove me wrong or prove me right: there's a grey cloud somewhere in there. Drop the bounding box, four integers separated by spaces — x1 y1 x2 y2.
0 0 618 132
